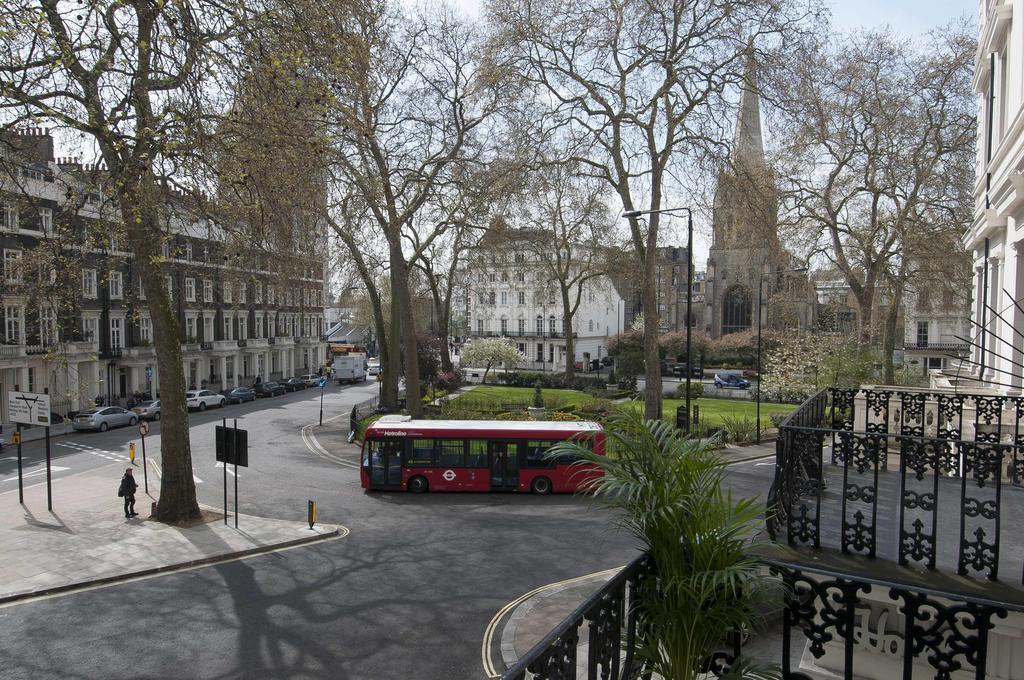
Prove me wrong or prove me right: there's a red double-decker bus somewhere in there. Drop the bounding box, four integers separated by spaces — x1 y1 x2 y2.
359 417 604 494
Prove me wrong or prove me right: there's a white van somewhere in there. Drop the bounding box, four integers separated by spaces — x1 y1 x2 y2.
335 355 367 384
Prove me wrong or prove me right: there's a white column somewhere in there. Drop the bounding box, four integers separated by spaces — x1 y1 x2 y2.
1011 241 1024 390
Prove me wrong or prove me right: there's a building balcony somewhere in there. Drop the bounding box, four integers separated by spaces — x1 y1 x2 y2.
905 340 970 353
99 349 123 360
182 342 201 353
246 338 268 349
237 339 247 348
273 337 294 346
200 341 213 351
123 345 155 359
267 337 276 345
466 330 578 340
212 340 237 352
508 385 1024 680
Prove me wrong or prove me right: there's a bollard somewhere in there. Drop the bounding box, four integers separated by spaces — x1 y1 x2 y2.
307 500 317 529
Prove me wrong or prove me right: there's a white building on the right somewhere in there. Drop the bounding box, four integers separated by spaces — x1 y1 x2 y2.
964 0 1024 392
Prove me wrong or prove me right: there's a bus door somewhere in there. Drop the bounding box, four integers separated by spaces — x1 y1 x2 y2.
488 441 519 491
370 440 405 490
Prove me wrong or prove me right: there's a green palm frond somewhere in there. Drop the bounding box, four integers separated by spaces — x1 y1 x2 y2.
551 408 777 680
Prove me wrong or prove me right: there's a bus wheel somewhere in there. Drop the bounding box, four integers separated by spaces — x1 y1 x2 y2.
531 477 552 495
408 476 429 494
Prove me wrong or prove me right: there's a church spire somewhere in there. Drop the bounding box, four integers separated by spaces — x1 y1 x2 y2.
732 41 765 170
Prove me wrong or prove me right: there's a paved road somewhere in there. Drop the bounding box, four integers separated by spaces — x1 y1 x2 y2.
0 384 776 680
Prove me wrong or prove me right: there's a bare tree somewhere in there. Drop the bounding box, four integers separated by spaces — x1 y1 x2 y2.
488 0 813 418
770 25 975 382
515 161 614 379
312 1 503 416
0 0 243 522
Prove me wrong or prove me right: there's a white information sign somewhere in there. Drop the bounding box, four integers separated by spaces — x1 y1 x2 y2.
8 391 51 427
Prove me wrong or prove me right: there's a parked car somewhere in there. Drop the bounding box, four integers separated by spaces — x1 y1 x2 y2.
186 389 227 411
284 377 308 392
255 381 287 398
366 359 381 376
714 373 751 389
73 407 137 432
299 374 321 387
671 363 704 379
221 387 256 404
600 356 615 367
742 368 759 379
131 400 161 421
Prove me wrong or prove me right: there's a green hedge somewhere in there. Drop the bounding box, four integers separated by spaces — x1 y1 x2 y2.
496 371 607 390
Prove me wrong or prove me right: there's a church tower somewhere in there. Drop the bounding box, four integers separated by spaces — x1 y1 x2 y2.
704 45 794 339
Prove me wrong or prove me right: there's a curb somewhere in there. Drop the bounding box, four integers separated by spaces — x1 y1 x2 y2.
0 523 345 606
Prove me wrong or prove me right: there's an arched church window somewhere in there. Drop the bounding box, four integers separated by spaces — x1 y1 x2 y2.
722 286 752 335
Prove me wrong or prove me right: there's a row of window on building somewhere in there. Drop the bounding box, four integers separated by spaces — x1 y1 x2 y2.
34 263 324 308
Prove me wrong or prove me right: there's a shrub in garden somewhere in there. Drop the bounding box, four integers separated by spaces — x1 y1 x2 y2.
719 415 758 444
676 381 704 399
533 380 545 408
435 370 463 392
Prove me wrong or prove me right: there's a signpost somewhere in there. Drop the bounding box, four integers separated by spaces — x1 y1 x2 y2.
215 419 249 528
318 376 327 426
138 420 150 493
8 390 51 509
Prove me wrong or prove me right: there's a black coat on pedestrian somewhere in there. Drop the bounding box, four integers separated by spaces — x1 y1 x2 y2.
119 472 138 498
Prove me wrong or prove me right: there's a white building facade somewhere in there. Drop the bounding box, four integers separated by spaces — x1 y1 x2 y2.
464 251 624 373
965 0 1024 392
0 129 326 423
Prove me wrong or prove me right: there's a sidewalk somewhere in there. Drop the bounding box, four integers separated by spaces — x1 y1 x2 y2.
0 462 343 604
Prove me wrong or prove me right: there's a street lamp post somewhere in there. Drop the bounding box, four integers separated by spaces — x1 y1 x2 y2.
756 265 807 443
622 207 694 433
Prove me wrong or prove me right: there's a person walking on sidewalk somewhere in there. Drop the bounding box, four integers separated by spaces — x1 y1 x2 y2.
118 468 138 519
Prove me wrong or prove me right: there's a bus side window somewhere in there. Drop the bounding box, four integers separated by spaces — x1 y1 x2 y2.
438 439 465 467
409 439 436 466
525 441 554 468
466 440 487 467
362 441 374 469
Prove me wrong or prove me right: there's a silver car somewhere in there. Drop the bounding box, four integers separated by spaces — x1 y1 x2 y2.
131 400 161 421
72 407 138 432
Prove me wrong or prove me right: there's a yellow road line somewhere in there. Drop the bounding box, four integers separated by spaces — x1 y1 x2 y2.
480 565 622 678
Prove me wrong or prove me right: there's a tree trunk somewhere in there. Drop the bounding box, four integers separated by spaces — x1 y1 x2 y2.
390 249 422 418
124 178 199 524
561 288 575 380
433 287 453 373
380 268 401 411
881 288 902 385
642 250 661 420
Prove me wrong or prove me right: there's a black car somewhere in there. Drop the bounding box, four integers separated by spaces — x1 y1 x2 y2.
284 377 308 392
601 356 615 367
671 363 704 379
222 387 257 404
255 382 287 398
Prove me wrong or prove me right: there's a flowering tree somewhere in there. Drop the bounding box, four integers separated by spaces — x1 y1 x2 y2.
460 338 526 384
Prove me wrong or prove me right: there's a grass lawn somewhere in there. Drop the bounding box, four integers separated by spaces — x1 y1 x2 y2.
458 385 600 409
626 397 796 428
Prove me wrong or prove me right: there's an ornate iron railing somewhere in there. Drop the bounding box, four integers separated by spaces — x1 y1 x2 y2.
502 552 1024 680
506 385 1024 680
769 386 1024 583
500 554 652 680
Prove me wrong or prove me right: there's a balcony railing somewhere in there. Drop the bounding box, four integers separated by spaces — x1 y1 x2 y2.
465 330 579 339
504 549 1024 680
508 384 1024 680
213 340 237 351
237 339 247 348
0 345 22 359
769 386 1024 578
200 341 213 351
906 341 970 353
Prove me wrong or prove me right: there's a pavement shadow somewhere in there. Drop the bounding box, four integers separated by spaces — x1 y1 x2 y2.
18 506 74 534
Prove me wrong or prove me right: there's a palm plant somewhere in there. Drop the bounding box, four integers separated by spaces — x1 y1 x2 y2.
553 410 775 679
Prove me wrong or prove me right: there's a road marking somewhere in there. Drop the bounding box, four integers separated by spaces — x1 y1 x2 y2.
480 566 623 678
214 462 240 478
2 465 70 482
300 412 360 469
